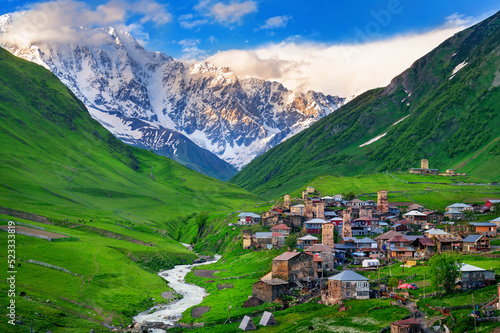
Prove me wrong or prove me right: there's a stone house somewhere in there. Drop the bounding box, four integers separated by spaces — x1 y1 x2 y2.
390 318 421 333
271 223 292 236
407 203 424 212
304 244 334 271
271 251 318 283
321 270 369 305
462 235 490 252
262 210 283 226
387 235 415 259
434 235 462 253
290 204 305 216
460 264 496 291
374 230 403 252
444 209 465 220
252 272 288 302
297 235 319 248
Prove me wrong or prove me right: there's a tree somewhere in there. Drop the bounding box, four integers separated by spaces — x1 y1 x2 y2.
285 234 297 250
388 277 399 291
428 252 461 295
195 211 209 237
342 191 356 201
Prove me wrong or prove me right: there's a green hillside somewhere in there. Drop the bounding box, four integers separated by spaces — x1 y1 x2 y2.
0 46 260 331
231 11 500 197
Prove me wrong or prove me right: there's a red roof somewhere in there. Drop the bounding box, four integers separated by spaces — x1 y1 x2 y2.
271 232 285 237
387 235 411 243
313 255 323 262
271 223 292 230
419 237 435 246
398 220 411 224
355 217 380 221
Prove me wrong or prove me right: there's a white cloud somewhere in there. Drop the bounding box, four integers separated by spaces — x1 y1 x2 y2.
208 25 469 97
258 15 292 30
0 0 171 47
445 12 473 28
179 38 208 61
196 0 257 25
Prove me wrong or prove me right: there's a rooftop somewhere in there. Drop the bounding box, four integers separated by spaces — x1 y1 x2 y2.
460 263 486 272
298 235 319 241
447 203 473 208
470 222 497 227
329 270 369 281
424 228 451 236
462 235 485 243
238 212 261 218
305 218 328 224
403 210 427 217
271 223 292 230
273 252 301 261
304 244 333 253
391 318 420 327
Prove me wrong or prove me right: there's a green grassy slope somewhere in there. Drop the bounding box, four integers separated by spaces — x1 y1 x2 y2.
0 47 261 331
231 11 500 197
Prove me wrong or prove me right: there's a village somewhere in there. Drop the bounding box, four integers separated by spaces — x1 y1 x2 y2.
233 181 500 332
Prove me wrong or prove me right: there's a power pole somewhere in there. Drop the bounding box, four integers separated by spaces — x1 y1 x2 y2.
423 274 425 298
472 293 478 333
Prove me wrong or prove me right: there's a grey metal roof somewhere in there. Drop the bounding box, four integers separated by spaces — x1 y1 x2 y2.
462 235 484 243
356 237 377 244
255 232 272 238
329 270 369 281
460 264 486 272
470 222 496 227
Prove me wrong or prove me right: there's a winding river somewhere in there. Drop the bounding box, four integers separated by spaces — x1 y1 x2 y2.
133 255 221 326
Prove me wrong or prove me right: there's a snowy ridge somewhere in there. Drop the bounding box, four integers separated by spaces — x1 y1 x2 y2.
0 16 345 171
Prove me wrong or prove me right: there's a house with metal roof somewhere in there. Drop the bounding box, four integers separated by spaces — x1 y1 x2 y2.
304 218 328 234
237 212 261 225
444 209 465 220
469 222 497 237
462 235 490 253
460 264 496 291
403 210 427 224
297 234 319 248
321 270 370 305
445 203 473 212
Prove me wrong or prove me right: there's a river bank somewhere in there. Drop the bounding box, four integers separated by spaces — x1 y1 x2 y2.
132 255 221 331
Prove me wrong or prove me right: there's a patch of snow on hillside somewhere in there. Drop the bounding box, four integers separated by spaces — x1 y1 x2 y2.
449 61 468 80
391 115 410 127
359 132 387 148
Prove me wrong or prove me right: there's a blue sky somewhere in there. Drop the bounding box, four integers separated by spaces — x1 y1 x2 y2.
1 0 499 95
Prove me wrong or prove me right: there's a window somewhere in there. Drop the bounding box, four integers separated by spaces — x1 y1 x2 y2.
346 282 350 288
358 282 362 288
346 291 350 297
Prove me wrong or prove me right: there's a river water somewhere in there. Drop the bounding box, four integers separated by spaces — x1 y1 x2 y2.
133 255 221 326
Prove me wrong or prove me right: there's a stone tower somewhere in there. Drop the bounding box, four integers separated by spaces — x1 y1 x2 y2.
322 223 335 248
377 190 389 213
421 159 429 170
284 194 291 210
302 190 309 200
342 221 352 238
315 202 325 219
305 200 313 220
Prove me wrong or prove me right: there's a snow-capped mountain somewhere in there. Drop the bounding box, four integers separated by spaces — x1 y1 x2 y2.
0 14 344 175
